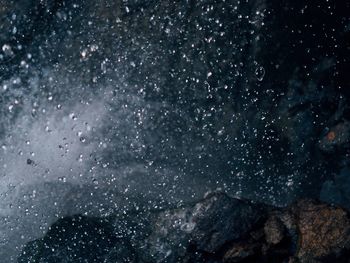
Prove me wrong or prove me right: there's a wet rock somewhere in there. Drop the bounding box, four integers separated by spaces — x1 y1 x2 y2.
18 215 119 263
18 194 350 263
216 198 350 263
291 199 350 262
222 200 350 262
264 215 285 245
190 193 264 252
140 192 264 262
223 243 260 263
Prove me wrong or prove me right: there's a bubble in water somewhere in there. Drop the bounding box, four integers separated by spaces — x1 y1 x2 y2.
255 66 265 81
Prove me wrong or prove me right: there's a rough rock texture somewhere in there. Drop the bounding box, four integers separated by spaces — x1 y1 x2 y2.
292 200 350 262
140 193 263 262
17 215 119 263
222 199 350 263
19 193 350 263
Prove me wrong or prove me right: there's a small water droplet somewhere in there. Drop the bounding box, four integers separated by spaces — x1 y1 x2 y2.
69 113 77 120
2 44 12 53
58 177 67 183
255 66 265 81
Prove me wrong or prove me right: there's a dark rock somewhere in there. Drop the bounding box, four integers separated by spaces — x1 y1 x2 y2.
223 243 260 263
264 215 285 245
140 192 264 262
18 215 119 263
18 194 350 263
190 193 264 252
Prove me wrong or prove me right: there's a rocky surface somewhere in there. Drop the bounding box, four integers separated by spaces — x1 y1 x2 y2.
18 193 350 262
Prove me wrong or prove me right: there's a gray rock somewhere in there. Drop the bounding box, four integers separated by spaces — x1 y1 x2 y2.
140 192 264 262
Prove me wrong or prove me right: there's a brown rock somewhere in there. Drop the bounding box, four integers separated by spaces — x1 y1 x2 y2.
292 199 350 261
224 199 350 262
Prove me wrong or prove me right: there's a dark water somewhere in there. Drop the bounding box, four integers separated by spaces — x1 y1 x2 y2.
0 0 349 261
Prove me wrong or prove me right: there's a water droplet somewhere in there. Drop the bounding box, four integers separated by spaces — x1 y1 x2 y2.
58 177 67 183
81 49 87 58
69 113 77 120
255 66 265 81
2 44 11 52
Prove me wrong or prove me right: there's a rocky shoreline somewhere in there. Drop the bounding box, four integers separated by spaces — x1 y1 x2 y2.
18 192 350 263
